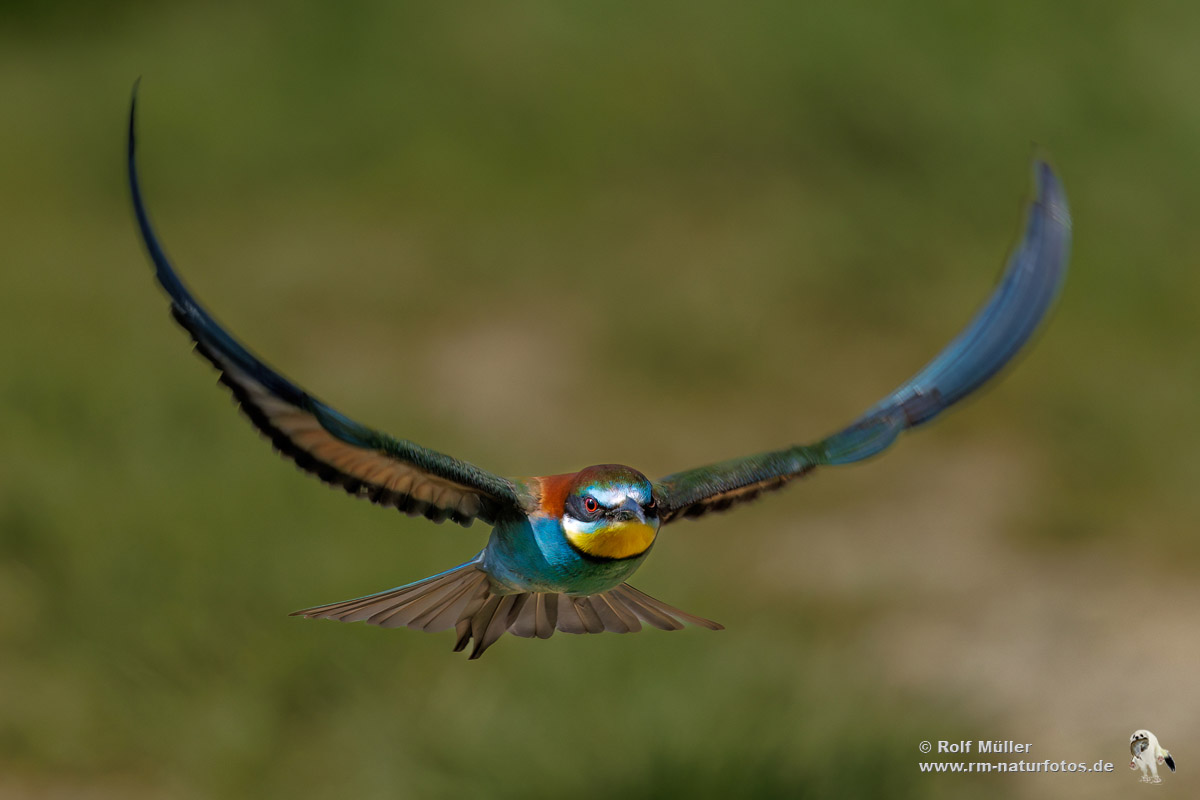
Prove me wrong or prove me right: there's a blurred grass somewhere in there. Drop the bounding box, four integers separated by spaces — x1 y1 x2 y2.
3 1 1199 798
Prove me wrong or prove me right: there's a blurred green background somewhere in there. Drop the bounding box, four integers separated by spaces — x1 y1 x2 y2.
4 2 1200 798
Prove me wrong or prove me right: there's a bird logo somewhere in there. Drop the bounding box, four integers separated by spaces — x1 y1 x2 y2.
128 88 1071 658
1130 730 1176 783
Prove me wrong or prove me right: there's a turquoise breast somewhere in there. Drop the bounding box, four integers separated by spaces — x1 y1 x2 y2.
482 516 650 595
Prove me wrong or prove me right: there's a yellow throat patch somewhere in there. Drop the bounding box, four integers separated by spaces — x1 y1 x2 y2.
565 520 657 560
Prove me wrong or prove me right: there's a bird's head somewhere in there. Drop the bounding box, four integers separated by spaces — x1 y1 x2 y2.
555 464 659 560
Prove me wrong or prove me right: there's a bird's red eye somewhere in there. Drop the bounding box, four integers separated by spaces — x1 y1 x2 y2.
584 497 599 514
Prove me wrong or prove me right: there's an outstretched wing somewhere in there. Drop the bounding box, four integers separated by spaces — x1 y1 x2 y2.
128 90 522 527
654 161 1071 523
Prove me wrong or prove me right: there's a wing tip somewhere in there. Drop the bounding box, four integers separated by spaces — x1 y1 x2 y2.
1031 156 1071 232
128 79 141 156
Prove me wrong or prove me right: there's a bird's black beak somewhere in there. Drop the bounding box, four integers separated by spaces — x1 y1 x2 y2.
609 497 645 523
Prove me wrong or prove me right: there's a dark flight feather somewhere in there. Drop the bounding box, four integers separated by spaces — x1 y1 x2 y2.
128 88 522 528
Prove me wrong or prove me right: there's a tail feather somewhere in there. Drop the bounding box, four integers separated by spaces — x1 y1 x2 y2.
453 617 472 652
572 596 606 633
467 594 501 654
415 579 488 633
615 584 726 631
609 586 683 630
535 593 557 639
375 578 472 629
293 562 722 658
590 594 642 633
508 594 538 638
603 594 643 632
474 594 517 658
367 581 456 628
298 565 473 623
555 596 586 634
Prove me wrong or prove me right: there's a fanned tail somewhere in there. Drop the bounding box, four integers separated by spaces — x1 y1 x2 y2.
291 559 492 635
293 564 722 659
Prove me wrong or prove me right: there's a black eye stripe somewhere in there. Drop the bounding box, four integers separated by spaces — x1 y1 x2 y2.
565 494 603 521
565 488 656 522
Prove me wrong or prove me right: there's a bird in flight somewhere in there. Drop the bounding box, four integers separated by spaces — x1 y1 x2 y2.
128 91 1071 658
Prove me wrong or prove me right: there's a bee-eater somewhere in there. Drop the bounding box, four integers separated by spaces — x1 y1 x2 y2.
128 93 1070 658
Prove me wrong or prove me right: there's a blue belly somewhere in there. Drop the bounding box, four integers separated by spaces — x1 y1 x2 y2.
481 516 649 595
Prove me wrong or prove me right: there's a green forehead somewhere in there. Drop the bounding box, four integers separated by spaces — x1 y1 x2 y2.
579 480 651 503
571 464 651 502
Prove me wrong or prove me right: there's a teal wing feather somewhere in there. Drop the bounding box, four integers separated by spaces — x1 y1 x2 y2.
128 89 522 527
655 161 1071 523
